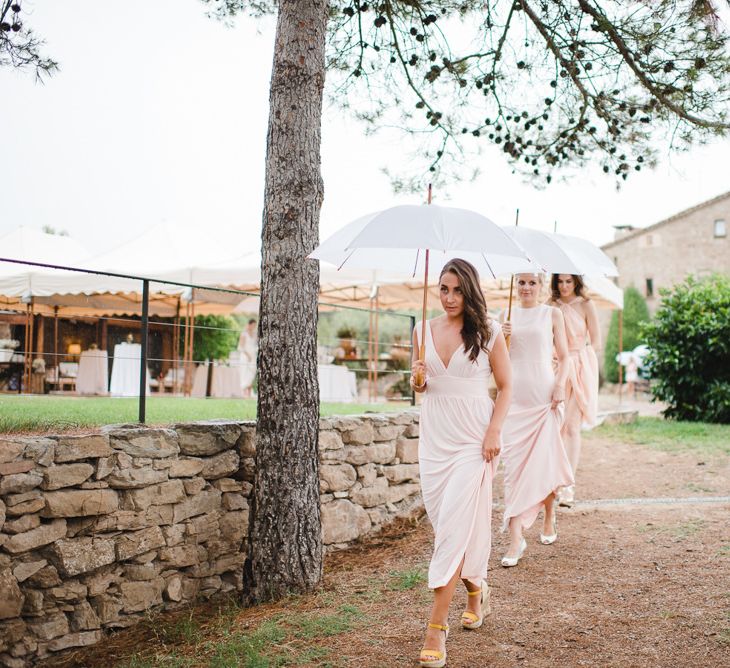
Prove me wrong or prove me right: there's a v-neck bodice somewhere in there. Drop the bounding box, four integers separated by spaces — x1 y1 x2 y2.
428 321 463 371
416 319 500 397
556 297 589 352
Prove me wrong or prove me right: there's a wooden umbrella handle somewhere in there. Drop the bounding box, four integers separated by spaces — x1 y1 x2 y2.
413 248 430 387
505 208 520 350
413 184 433 387
505 275 514 349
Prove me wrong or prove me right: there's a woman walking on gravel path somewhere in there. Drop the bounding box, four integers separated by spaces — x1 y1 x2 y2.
410 258 512 668
500 274 574 567
548 274 600 507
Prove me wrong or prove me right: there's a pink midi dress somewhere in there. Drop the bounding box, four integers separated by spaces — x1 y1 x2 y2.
417 319 501 589
501 305 574 531
558 297 599 428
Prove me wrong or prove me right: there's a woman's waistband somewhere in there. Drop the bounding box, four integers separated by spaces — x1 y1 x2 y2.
426 375 491 398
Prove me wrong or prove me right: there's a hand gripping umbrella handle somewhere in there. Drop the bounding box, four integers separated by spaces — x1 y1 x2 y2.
413 341 426 387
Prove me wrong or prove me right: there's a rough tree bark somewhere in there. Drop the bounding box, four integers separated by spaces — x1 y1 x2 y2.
243 0 327 602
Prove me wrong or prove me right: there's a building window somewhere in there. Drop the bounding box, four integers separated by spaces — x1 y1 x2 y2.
639 233 661 248
714 219 727 238
646 278 654 298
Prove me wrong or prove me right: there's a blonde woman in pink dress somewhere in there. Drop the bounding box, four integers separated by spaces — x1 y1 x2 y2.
499 274 574 567
548 274 601 506
411 258 512 668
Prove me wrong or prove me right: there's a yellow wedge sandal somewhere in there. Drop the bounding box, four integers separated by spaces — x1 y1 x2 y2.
461 581 491 630
418 622 449 668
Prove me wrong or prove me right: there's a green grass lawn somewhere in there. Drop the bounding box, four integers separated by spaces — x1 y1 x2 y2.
0 395 411 435
591 417 730 457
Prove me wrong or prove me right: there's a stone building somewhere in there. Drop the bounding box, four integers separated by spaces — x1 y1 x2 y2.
601 190 730 313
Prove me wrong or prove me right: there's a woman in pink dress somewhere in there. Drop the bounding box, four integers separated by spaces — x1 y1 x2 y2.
500 274 574 567
411 258 511 668
548 274 601 506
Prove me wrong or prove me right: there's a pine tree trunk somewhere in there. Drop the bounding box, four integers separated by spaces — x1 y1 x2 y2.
244 0 327 602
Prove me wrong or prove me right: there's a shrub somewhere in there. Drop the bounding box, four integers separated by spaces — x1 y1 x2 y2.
604 286 650 383
642 275 730 423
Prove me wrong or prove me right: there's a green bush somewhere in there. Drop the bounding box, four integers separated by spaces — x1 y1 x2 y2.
181 315 240 363
604 286 650 382
642 275 730 423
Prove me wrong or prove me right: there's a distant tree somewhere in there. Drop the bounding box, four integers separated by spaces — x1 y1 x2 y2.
182 314 239 363
604 286 650 382
643 275 730 423
0 1 57 79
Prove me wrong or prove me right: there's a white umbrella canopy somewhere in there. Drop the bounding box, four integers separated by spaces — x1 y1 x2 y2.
583 275 624 310
312 205 535 279
616 351 636 365
553 233 618 277
502 226 618 277
632 344 650 364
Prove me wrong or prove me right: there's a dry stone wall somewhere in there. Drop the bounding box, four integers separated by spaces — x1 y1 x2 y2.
0 412 421 666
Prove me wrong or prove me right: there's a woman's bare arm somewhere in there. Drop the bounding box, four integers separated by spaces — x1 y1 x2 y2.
584 299 601 349
482 330 512 461
552 308 570 388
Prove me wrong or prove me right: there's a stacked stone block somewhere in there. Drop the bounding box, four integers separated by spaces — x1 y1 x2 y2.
0 412 421 666
319 414 422 547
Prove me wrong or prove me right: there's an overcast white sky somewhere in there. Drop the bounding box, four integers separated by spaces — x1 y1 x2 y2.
1 0 729 260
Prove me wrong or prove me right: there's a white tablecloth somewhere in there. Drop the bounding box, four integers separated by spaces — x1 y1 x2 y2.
109 343 151 397
191 364 245 399
319 364 358 403
76 349 109 395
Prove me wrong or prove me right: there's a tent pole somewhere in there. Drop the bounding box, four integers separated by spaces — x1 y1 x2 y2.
23 306 30 393
53 306 59 377
618 309 624 409
25 302 35 393
182 302 190 396
374 291 380 401
505 208 520 349
187 302 196 396
36 314 45 385
367 298 374 402
173 298 180 394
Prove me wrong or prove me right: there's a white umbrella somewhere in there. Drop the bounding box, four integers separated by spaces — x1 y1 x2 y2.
554 233 618 277
501 226 618 277
313 205 535 279
632 344 650 365
616 351 637 365
311 197 534 384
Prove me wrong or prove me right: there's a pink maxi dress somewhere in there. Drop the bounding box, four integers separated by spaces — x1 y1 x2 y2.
417 320 501 589
501 305 574 530
558 297 599 429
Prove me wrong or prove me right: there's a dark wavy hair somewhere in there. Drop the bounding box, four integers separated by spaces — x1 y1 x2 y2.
439 258 492 362
550 273 588 302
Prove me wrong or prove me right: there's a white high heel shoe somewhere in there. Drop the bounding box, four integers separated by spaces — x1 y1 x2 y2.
540 516 558 545
501 537 527 568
